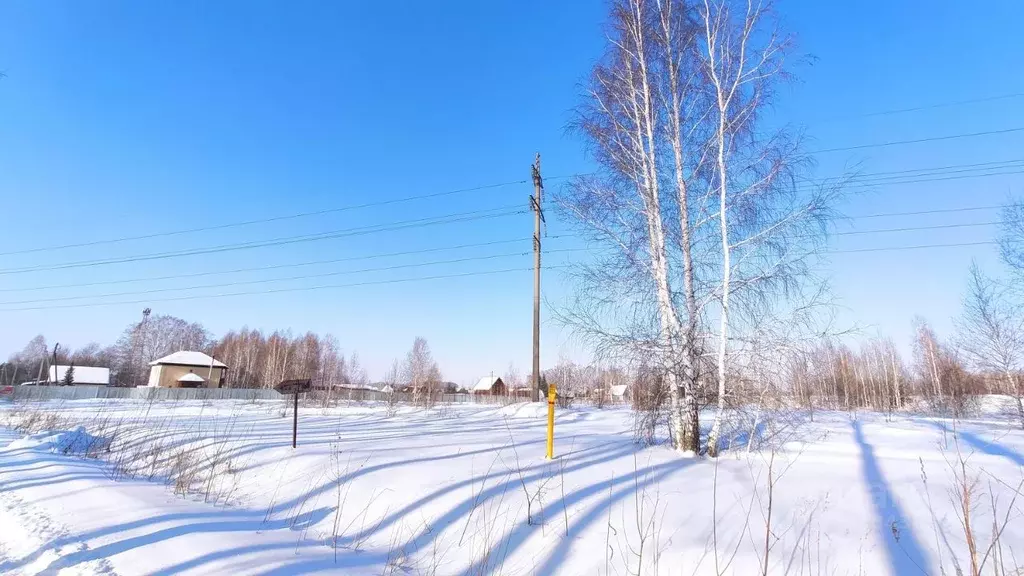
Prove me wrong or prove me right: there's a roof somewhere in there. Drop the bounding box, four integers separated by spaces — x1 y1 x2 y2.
177 373 206 383
150 351 227 368
610 384 629 397
47 366 110 385
473 376 503 391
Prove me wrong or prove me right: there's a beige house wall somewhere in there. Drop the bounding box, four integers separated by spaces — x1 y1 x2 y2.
147 364 226 388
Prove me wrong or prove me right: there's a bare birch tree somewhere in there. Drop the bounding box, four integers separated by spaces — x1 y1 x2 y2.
504 362 522 395
914 318 947 404
113 314 210 386
560 0 715 453
560 0 836 455
263 331 293 389
696 0 837 456
292 332 322 383
955 263 1024 428
347 352 368 387
793 333 993 415
999 199 1024 274
402 337 441 405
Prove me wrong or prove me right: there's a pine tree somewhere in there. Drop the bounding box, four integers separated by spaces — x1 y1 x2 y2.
62 364 75 386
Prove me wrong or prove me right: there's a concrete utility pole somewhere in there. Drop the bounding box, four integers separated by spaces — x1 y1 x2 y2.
134 308 152 387
208 352 218 388
51 343 60 385
35 356 45 385
531 154 545 402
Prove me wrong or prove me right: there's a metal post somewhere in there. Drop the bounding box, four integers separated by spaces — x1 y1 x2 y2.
292 392 299 449
546 382 556 459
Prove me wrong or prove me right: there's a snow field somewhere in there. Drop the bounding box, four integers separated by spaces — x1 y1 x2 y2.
0 398 1022 575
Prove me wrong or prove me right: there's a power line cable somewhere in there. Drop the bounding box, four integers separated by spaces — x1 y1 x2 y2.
0 211 1000 291
808 127 1024 154
586 159 1024 195
824 241 997 254
5 152 1022 260
3 158 1020 263
833 220 1001 236
0 206 525 275
0 237 565 293
3 219 1005 295
2 94 1021 277
811 93 1024 123
0 201 1004 289
0 266 572 312
805 159 1024 187
556 159 1024 197
0 178 557 257
6 159 1015 266
0 250 580 306
0 202 1002 289
846 205 1003 220
820 158 1024 180
795 168 1024 194
0 235 1004 312
0 173 578 257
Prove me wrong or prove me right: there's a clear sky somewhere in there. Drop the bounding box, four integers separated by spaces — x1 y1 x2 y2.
1 1 1022 383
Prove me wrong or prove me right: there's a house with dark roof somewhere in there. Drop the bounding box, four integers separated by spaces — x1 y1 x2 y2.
472 376 506 395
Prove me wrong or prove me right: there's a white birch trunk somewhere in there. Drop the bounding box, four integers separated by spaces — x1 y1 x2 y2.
706 122 731 456
704 2 735 457
626 0 690 452
1007 371 1024 430
664 16 702 453
926 336 943 402
890 346 902 410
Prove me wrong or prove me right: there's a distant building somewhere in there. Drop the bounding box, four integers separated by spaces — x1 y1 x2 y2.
610 384 630 401
472 376 506 395
48 365 110 386
147 352 227 388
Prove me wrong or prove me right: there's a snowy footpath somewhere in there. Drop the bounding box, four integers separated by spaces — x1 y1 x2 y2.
1 399 1023 575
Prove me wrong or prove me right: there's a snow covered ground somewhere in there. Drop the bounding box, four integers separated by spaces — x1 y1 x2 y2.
1 398 1022 575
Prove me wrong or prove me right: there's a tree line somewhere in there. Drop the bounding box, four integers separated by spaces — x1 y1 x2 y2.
0 315 439 391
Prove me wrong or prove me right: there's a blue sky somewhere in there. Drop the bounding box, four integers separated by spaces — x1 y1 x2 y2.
1 1 1022 383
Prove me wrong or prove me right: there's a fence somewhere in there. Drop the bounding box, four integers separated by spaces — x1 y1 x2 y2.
4 385 282 402
304 388 524 406
2 385 528 405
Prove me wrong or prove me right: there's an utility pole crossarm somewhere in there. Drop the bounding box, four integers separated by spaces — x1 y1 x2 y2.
530 196 545 223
